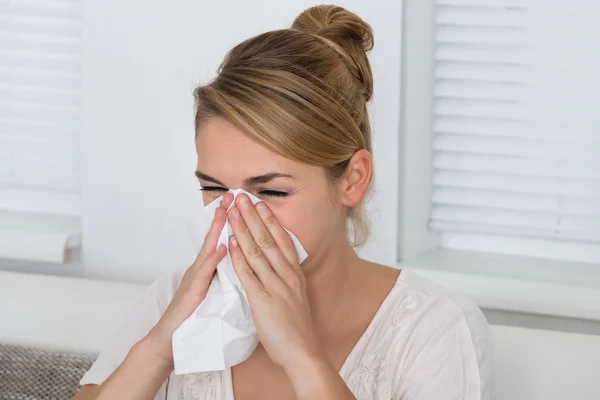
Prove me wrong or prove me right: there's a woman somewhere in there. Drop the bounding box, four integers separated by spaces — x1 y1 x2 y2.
75 5 494 400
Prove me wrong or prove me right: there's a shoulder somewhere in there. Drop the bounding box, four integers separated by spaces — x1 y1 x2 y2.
341 268 495 398
384 269 495 398
395 269 489 332
387 269 493 364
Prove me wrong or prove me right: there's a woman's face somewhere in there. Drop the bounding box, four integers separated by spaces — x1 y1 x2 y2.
195 117 346 259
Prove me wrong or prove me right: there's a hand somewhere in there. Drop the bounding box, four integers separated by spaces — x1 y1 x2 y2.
146 193 234 365
227 194 325 369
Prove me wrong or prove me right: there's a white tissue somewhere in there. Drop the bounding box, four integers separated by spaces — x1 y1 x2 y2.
172 188 308 375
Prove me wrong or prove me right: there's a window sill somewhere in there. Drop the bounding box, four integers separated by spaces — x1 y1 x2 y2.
0 211 81 264
399 249 600 322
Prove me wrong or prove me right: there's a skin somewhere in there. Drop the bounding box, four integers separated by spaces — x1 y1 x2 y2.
74 117 400 400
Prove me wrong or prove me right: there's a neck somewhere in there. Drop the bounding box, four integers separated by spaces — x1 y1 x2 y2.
302 234 365 335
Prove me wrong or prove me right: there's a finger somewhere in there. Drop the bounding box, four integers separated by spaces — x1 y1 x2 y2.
196 206 227 263
235 195 289 265
195 243 227 281
221 192 234 210
236 196 299 280
254 202 300 266
253 201 304 289
229 235 264 299
228 204 281 290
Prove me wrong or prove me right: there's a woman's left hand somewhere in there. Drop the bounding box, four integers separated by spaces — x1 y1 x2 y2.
227 193 323 369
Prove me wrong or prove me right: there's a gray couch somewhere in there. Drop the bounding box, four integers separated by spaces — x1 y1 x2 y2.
0 344 95 400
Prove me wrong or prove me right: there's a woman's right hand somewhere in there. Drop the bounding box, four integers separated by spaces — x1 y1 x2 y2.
145 192 233 365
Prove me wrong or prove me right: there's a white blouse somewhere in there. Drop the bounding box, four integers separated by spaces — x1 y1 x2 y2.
80 269 496 399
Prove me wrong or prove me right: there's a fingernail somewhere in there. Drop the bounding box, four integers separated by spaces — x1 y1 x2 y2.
231 207 241 220
239 194 251 207
230 236 238 247
256 202 270 217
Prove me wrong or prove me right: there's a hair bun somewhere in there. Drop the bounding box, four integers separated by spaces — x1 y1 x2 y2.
292 5 374 53
292 5 374 100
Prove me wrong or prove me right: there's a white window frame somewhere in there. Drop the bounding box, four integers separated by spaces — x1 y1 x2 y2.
0 0 83 264
397 0 600 322
0 187 81 216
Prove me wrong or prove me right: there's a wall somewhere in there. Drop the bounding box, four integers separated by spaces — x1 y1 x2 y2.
398 0 439 260
490 324 600 400
81 0 403 283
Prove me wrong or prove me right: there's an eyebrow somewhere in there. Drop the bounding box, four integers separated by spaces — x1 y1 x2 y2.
194 170 294 187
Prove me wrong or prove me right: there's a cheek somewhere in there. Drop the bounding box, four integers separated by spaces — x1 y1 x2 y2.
292 216 330 256
201 191 224 207
271 194 339 256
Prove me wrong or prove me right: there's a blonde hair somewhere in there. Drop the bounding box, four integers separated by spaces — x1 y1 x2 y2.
194 5 374 246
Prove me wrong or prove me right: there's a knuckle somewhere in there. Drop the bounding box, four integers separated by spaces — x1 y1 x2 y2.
262 212 277 225
288 265 304 288
290 262 302 274
206 250 217 262
187 261 212 281
287 270 302 288
208 248 224 262
241 266 255 277
247 244 263 259
257 233 276 248
195 267 214 282
278 233 294 249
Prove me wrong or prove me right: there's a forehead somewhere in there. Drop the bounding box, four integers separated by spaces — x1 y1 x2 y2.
195 117 297 179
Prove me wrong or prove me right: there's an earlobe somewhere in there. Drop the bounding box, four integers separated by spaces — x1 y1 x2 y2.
341 149 373 207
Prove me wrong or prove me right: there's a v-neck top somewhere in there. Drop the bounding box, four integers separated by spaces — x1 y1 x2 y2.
81 269 496 400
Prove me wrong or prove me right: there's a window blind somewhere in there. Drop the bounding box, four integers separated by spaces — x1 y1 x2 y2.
430 1 600 251
0 0 81 216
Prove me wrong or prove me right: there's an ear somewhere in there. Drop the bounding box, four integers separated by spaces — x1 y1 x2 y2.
339 149 373 208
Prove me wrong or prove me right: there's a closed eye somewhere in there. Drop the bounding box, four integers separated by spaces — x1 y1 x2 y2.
199 186 228 193
200 186 288 198
258 190 288 198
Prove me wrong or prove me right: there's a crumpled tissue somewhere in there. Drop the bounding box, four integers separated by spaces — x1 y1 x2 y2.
172 188 308 374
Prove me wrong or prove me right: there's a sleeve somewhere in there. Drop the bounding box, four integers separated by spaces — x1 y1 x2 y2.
395 297 496 400
79 272 181 395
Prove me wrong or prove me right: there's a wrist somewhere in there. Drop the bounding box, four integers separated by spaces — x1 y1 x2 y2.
137 334 175 372
95 336 174 400
284 347 355 400
284 349 334 393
